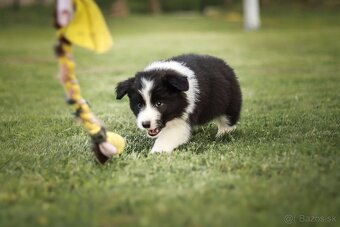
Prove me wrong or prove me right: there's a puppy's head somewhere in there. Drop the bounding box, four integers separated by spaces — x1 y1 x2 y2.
116 70 189 138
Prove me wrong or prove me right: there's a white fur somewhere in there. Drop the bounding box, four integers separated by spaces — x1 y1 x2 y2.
137 79 160 131
215 115 236 137
144 61 199 121
151 118 191 153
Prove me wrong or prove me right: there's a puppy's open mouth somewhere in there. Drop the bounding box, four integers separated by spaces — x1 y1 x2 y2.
148 128 161 137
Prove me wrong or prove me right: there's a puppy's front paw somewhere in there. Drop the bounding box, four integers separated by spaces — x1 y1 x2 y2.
150 147 173 154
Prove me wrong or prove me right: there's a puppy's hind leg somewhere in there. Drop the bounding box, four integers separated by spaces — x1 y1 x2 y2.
215 115 236 138
151 119 191 153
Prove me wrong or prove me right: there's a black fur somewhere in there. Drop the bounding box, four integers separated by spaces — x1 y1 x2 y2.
170 54 242 126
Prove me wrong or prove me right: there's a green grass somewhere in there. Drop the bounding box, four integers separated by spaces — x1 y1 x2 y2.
0 7 339 227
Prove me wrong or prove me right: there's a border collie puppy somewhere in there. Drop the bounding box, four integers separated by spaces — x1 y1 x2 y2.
116 54 242 153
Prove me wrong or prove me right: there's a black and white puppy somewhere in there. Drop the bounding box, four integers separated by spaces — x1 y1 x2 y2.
116 54 242 153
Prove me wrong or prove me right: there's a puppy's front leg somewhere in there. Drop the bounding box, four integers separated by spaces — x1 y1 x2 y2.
151 119 191 153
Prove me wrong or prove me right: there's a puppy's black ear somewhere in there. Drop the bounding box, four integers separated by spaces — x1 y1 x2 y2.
164 73 189 92
116 77 135 100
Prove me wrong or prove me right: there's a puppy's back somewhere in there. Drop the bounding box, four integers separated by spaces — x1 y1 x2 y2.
170 54 242 126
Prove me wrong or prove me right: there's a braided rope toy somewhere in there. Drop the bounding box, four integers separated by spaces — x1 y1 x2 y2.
54 0 125 164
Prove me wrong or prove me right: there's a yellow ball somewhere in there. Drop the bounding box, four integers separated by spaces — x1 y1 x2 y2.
106 132 125 154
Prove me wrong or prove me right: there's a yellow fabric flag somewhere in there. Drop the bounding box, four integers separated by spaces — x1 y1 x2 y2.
61 0 113 53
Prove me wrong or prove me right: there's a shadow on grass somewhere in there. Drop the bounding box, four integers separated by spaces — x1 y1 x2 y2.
116 122 253 156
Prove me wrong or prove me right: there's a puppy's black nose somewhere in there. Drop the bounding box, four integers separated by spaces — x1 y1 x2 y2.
142 121 151 129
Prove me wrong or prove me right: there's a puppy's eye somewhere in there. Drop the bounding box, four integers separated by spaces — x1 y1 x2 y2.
137 103 144 109
154 101 163 107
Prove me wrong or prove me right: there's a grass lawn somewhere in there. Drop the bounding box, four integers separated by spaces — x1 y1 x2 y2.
0 7 339 227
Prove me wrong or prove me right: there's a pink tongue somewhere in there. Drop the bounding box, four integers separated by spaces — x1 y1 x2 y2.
149 128 159 135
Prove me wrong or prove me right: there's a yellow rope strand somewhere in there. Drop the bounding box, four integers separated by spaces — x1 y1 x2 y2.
58 45 101 135
56 41 125 164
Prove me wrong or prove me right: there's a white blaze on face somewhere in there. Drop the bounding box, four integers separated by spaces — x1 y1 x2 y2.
137 78 160 131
